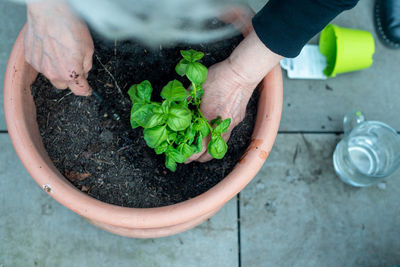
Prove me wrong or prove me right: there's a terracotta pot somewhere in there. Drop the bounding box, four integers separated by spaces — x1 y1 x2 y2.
4 21 282 238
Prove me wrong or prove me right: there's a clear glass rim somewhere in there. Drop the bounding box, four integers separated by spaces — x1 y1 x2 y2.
348 120 399 138
345 120 400 178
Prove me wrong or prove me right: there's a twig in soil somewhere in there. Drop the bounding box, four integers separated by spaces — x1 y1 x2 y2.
89 157 114 165
117 145 133 152
88 185 95 195
51 136 59 145
94 54 123 97
57 91 73 102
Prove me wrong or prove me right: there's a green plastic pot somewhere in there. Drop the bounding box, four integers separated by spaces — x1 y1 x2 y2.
319 24 375 77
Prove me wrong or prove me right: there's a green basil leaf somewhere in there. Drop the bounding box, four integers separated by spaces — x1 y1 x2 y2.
161 80 188 102
127 84 138 103
175 59 189 76
167 104 192 131
180 49 204 62
186 62 208 85
194 118 210 137
187 127 197 145
177 143 195 160
130 103 143 129
207 135 228 159
210 117 222 126
128 80 152 103
153 105 163 114
161 100 169 114
131 103 159 128
168 131 177 143
165 156 177 172
214 118 231 134
146 113 166 128
166 147 185 163
130 118 140 129
143 125 168 148
193 133 204 153
178 124 196 145
179 99 189 108
175 132 186 144
155 141 169 154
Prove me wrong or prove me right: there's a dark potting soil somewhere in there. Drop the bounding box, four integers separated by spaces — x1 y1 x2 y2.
31 31 258 208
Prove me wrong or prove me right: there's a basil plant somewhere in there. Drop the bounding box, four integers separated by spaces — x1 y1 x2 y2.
128 49 230 172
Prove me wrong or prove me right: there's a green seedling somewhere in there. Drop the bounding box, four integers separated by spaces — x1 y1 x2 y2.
128 49 231 172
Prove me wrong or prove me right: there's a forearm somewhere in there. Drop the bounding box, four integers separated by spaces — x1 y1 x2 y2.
253 0 360 57
227 29 282 86
28 0 60 16
27 0 79 26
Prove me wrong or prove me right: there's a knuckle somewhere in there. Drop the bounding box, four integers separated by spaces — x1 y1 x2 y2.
87 47 94 56
25 56 39 71
84 61 93 72
45 72 57 81
237 115 245 124
51 80 67 89
24 54 32 64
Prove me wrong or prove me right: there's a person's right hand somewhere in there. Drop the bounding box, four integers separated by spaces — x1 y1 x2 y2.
25 0 94 96
186 29 282 163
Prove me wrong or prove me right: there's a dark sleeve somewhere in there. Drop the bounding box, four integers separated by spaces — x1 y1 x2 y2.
252 0 359 57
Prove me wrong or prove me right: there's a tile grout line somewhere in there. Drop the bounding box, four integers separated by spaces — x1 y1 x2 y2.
237 193 241 267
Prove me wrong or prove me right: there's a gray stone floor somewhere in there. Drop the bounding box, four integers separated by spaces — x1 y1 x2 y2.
1 0 400 266
241 134 400 267
0 1 25 131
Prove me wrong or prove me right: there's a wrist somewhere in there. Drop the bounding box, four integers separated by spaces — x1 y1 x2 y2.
27 0 75 22
227 29 283 85
28 0 58 14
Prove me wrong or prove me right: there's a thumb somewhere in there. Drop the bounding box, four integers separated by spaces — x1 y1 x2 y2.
185 135 209 164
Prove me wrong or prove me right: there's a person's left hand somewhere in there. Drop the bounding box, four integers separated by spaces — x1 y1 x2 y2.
186 59 258 163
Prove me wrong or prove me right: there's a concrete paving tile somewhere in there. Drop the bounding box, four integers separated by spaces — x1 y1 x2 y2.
0 134 238 267
280 0 400 132
0 1 26 131
241 134 400 267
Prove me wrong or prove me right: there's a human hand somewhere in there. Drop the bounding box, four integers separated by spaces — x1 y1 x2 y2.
186 59 257 163
25 0 94 96
186 29 282 163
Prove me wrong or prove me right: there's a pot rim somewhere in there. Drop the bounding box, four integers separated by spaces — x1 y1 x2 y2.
4 24 282 230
